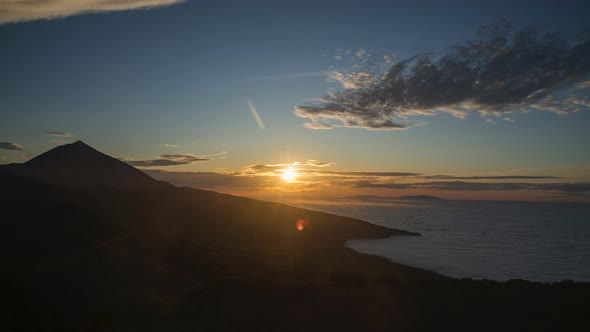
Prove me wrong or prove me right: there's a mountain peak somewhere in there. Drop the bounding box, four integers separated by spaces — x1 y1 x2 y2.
25 140 107 167
6 141 164 190
71 140 90 147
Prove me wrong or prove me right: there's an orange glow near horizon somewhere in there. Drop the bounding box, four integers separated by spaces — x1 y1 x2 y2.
281 167 297 182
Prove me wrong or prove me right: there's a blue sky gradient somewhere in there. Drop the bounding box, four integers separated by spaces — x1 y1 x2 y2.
2 0 590 202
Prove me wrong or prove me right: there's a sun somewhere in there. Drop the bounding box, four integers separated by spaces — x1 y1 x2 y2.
281 167 297 182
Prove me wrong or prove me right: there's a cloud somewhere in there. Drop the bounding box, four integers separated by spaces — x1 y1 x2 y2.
248 100 265 129
296 20 590 130
145 170 328 194
420 175 559 180
45 131 74 138
143 160 588 201
240 164 282 174
162 144 180 148
0 0 185 24
307 171 417 178
294 160 335 167
0 142 23 150
353 180 590 195
239 160 337 176
304 122 335 130
123 153 210 167
236 163 557 180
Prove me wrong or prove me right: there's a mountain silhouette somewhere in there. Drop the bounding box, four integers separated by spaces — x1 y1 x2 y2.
1 142 588 331
0 140 165 190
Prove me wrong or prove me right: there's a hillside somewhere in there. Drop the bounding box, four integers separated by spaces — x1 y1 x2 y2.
0 142 589 331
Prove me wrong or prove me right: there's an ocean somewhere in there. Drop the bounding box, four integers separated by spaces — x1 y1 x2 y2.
301 200 590 282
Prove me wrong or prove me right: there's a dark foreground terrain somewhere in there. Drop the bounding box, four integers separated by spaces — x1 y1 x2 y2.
1 142 589 331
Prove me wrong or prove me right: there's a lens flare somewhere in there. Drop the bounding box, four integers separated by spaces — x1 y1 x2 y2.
296 218 308 231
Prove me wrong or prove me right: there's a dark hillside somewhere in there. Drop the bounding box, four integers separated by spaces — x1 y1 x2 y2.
0 142 588 331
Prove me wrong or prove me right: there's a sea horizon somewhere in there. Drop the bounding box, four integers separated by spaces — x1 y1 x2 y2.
299 199 590 282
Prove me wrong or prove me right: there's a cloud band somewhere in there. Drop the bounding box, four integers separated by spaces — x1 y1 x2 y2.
0 0 185 24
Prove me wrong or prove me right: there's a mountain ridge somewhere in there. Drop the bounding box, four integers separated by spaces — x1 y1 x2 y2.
1 141 588 331
0 140 166 190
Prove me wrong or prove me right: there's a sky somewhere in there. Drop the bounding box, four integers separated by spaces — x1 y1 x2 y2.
1 0 590 203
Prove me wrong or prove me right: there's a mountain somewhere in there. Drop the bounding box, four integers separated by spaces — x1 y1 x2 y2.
1 142 588 332
0 141 428 330
0 140 166 190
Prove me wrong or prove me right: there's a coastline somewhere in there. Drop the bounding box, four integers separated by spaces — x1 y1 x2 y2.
2 177 590 330
303 201 590 283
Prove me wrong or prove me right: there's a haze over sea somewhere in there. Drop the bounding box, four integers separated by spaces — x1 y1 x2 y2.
302 200 590 282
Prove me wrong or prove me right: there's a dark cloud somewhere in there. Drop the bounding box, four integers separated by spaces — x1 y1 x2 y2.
539 183 590 193
421 175 560 180
44 131 74 138
235 162 560 184
144 167 589 200
236 164 558 180
0 142 22 150
296 20 590 130
241 164 283 174
239 161 419 178
160 154 202 159
123 154 210 167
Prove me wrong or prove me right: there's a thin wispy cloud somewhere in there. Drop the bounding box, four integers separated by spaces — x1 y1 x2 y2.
0 142 23 151
421 175 559 180
248 100 265 129
296 19 590 130
123 153 210 167
197 150 229 159
144 162 586 200
0 0 185 24
45 131 74 138
236 161 561 182
162 144 180 148
239 160 337 176
125 141 586 200
122 150 228 168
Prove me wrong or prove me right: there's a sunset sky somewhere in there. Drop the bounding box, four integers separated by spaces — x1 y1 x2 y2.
1 0 590 203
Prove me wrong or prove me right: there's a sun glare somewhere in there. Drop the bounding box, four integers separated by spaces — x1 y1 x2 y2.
281 167 297 182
